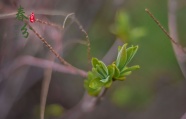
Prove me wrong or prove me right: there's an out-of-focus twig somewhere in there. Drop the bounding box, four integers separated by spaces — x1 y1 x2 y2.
0 55 87 79
102 39 123 64
63 13 75 28
40 56 54 119
73 17 91 67
0 11 91 66
145 9 186 54
145 8 186 79
168 0 186 118
36 19 64 30
0 10 71 19
61 88 107 119
40 26 64 119
181 112 186 119
26 22 87 77
168 0 186 79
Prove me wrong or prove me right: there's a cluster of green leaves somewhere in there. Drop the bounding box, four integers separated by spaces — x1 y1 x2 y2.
84 44 139 96
110 10 146 42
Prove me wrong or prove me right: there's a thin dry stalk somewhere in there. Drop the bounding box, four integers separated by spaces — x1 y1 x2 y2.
74 18 91 66
61 13 92 67
36 19 63 30
35 14 91 67
145 8 186 54
0 55 87 79
63 13 75 28
40 55 55 119
25 22 86 76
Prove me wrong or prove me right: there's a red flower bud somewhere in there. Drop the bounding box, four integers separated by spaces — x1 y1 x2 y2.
30 12 36 23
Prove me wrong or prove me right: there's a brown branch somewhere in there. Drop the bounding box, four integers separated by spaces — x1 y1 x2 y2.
73 17 91 67
25 14 91 119
168 0 186 79
0 10 71 19
145 9 186 54
61 88 108 119
36 16 91 68
167 0 186 118
40 55 55 119
36 19 64 30
40 27 63 119
145 8 186 79
0 55 87 79
26 22 87 77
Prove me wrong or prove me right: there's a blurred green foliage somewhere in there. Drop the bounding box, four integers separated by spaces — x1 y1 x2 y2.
110 10 146 42
111 85 151 109
33 104 64 119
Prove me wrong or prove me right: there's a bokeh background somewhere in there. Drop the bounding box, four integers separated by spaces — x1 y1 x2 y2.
0 0 186 119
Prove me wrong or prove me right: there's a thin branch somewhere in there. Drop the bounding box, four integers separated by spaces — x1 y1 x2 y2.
63 13 75 28
145 8 186 79
0 55 87 79
73 17 91 67
0 10 91 69
0 11 91 65
0 10 72 19
40 55 55 119
36 19 64 30
145 8 186 54
61 88 108 119
167 0 186 118
26 22 86 77
40 27 64 119
102 39 123 64
168 0 186 79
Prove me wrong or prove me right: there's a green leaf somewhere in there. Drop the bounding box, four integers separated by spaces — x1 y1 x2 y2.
88 87 102 96
113 64 120 78
126 46 138 65
115 76 126 81
120 71 132 77
110 10 130 42
130 27 146 40
107 65 115 77
92 58 99 68
92 58 108 78
118 46 122 52
92 68 104 79
96 65 107 78
116 44 128 70
121 65 140 73
98 61 108 75
84 73 102 96
105 78 113 88
89 78 104 89
100 76 110 83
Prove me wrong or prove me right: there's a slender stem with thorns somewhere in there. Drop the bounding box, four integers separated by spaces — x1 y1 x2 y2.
36 19 64 30
25 22 86 76
145 8 186 54
0 10 91 67
74 18 91 66
36 14 91 68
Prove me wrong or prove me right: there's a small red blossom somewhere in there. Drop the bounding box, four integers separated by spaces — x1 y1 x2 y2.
30 12 36 23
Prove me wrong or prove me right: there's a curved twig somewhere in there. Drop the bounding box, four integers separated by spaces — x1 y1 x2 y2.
0 55 87 79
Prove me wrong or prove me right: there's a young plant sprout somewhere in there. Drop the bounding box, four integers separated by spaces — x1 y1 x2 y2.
84 44 139 96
